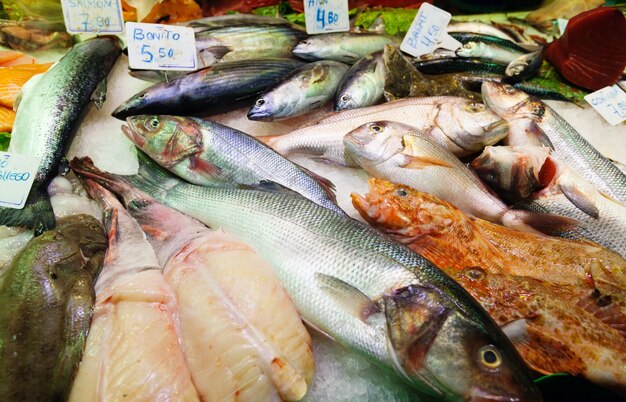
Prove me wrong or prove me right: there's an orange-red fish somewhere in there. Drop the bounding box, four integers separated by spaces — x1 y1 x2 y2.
0 50 36 66
0 63 53 108
351 178 626 299
0 106 16 132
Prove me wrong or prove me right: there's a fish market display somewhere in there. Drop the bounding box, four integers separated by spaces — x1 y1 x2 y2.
267 97 508 167
351 179 626 299
69 182 199 402
0 214 107 401
194 23 306 68
292 33 400 63
482 82 626 204
248 60 349 120
99 181 315 401
113 58 305 119
71 156 542 402
335 51 385 111
0 36 121 232
123 115 342 213
344 121 573 234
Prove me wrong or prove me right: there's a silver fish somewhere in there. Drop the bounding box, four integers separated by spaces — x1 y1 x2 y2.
482 82 626 204
248 60 349 121
71 155 542 402
456 41 525 65
123 115 342 214
504 50 543 83
335 51 385 111
0 36 121 232
292 33 400 64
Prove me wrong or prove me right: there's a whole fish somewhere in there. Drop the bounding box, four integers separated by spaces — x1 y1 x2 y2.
482 81 626 203
101 181 315 401
456 42 526 65
123 115 342 214
334 51 385 111
292 33 401 64
248 60 349 120
0 36 121 232
112 58 306 119
504 50 544 83
447 22 519 43
182 14 298 31
413 57 507 75
0 214 107 401
266 97 508 167
351 178 626 300
344 121 574 234
450 32 528 53
71 156 542 402
68 182 200 402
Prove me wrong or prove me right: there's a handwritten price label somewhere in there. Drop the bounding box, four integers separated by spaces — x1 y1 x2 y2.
400 3 461 57
61 0 124 34
126 22 198 71
585 85 626 126
304 0 349 34
0 152 41 209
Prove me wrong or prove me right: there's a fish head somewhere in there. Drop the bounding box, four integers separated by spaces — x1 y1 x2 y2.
437 101 509 150
112 87 154 120
343 121 405 167
351 178 460 242
455 41 480 57
481 82 545 121
292 39 318 59
335 89 359 111
123 115 204 168
247 93 283 121
383 283 542 402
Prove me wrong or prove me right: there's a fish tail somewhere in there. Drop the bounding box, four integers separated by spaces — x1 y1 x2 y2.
0 190 55 234
502 209 578 235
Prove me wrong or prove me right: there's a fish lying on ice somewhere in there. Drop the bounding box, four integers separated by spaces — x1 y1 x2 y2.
71 155 542 402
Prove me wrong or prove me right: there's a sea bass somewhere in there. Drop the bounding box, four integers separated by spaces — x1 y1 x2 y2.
266 97 508 167
248 60 349 121
99 180 315 401
0 215 107 401
123 115 342 214
69 182 200 402
112 58 306 119
351 179 626 300
71 155 542 402
481 82 626 203
0 36 120 232
344 121 573 234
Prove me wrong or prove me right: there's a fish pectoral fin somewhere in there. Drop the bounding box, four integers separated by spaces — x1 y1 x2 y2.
90 77 107 109
297 164 337 202
559 183 600 219
525 120 554 149
576 290 626 338
315 272 381 321
188 155 224 180
400 154 454 170
504 319 586 376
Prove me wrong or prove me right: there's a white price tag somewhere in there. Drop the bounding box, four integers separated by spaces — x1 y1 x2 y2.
60 0 124 34
556 18 568 35
0 152 41 210
585 85 626 126
400 3 461 57
126 22 198 71
304 0 349 34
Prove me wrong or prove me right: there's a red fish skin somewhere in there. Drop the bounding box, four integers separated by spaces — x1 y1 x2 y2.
545 7 626 91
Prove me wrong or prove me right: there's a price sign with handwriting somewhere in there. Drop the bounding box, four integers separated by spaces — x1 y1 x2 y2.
400 3 461 57
304 0 349 34
0 152 41 209
126 22 198 71
585 85 626 126
61 0 124 34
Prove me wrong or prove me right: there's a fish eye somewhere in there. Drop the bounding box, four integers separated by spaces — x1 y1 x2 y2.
396 188 408 197
341 94 350 103
466 267 485 280
149 117 160 129
369 123 384 134
255 98 266 107
478 346 502 369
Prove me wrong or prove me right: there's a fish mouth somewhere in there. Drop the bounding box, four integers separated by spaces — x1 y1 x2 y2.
247 108 271 121
469 386 540 402
483 119 509 134
121 124 145 148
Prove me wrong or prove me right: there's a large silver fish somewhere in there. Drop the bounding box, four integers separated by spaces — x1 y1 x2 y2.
122 115 342 214
292 33 400 64
481 82 626 204
0 36 121 232
71 155 542 402
334 51 385 111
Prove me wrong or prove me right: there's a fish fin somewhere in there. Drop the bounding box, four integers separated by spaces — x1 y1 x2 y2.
315 272 381 321
559 183 599 219
576 290 626 338
296 164 337 203
310 156 351 167
188 154 224 180
247 180 301 197
504 319 586 376
598 190 626 208
400 154 454 170
503 209 577 235
523 120 554 149
0 190 55 234
90 78 107 109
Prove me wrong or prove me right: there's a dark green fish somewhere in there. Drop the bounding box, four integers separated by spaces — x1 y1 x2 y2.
0 214 107 402
0 36 121 233
413 58 507 75
113 58 306 119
